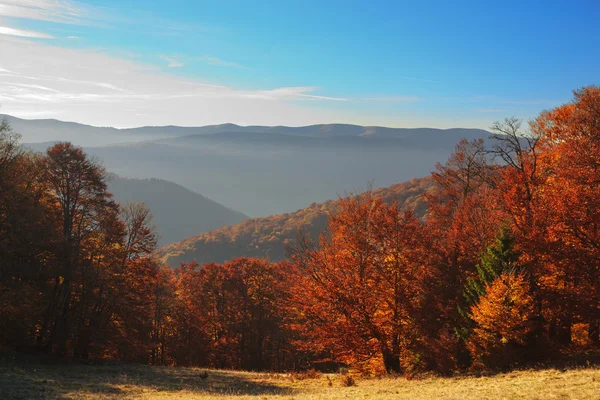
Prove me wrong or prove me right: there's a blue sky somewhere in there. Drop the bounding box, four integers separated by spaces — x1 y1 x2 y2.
0 0 598 128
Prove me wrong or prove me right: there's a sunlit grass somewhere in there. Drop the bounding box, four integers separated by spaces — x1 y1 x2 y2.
1 359 599 399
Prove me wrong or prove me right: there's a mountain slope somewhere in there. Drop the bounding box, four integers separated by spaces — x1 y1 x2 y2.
156 176 434 267
81 136 464 217
107 177 248 246
2 115 227 146
11 115 488 216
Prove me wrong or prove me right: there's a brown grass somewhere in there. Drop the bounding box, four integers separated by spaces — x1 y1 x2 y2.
1 358 599 399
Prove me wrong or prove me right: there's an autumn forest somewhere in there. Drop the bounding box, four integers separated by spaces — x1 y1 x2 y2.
1 86 600 376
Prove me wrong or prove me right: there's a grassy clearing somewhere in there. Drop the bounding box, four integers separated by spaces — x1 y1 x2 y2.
1 358 599 399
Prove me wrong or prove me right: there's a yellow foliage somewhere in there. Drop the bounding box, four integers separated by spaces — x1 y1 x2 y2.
468 272 535 369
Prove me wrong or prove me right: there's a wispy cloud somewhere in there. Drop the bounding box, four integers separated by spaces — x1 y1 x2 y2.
0 0 97 25
0 39 347 128
0 68 129 93
160 55 184 68
8 82 59 92
0 25 53 38
236 87 347 101
0 0 103 42
0 0 211 35
202 56 246 69
66 35 81 39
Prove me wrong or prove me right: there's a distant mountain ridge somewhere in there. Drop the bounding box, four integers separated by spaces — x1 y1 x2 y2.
156 176 434 267
2 114 242 146
3 114 490 146
7 114 490 217
154 128 488 151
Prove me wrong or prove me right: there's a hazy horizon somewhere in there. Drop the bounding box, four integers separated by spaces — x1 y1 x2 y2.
2 112 498 131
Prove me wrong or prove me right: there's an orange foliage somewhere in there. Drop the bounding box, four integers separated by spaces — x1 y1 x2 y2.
289 190 444 373
468 273 535 369
2 86 600 373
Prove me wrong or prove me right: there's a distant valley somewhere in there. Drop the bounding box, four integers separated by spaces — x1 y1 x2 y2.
10 114 491 219
107 176 248 246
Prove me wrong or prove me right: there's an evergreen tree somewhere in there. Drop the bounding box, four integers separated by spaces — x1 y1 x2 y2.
457 227 523 341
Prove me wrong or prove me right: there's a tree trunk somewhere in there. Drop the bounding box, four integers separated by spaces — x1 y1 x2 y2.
73 326 91 360
589 319 600 345
382 347 401 374
36 277 61 350
51 279 72 358
556 317 572 346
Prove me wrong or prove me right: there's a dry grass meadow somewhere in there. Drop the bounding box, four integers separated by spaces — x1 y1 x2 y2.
1 358 599 399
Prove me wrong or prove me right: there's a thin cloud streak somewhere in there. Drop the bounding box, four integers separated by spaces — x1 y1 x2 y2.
0 0 206 35
0 69 129 92
239 87 347 101
0 0 96 25
1 81 347 104
6 82 60 92
0 25 54 38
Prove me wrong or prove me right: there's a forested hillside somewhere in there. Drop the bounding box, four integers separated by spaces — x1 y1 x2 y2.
108 176 248 246
1 87 600 376
157 177 434 266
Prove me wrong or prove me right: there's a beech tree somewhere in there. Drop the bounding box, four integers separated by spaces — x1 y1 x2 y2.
35 143 117 356
171 258 294 370
290 191 441 373
0 124 55 351
530 87 600 345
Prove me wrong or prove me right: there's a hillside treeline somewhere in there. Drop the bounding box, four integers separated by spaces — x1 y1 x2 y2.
157 176 434 267
1 87 599 374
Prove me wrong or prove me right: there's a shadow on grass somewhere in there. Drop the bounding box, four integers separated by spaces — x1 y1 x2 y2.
0 357 298 399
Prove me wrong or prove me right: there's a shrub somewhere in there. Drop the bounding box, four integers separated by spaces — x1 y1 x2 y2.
340 374 356 387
